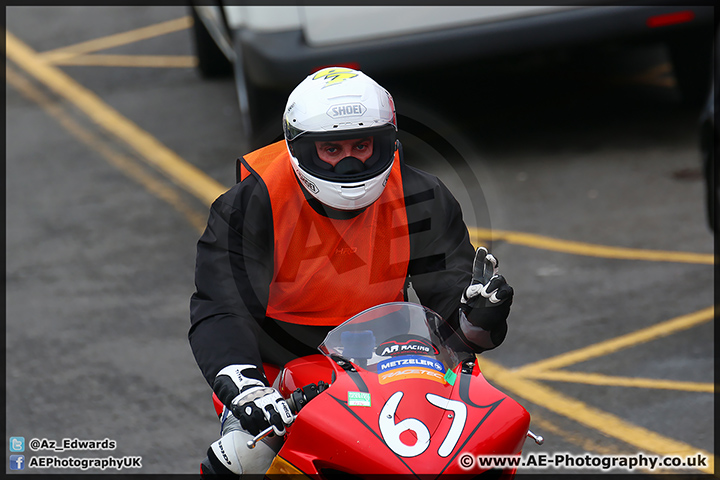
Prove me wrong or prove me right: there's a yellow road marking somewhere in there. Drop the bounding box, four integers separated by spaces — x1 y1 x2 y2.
6 65 208 233
527 414 680 474
478 357 715 474
529 414 624 455
520 370 714 393
46 54 197 68
38 16 192 63
514 306 715 375
469 227 714 265
6 31 226 207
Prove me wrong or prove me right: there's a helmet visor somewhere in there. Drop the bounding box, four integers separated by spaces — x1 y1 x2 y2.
289 125 397 184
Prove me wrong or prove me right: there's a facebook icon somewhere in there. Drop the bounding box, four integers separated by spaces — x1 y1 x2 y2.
9 455 25 470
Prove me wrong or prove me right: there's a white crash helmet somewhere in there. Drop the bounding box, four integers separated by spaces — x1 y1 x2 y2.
283 67 398 211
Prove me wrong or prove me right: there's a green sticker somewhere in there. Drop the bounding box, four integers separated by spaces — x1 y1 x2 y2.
348 391 371 407
444 369 457 386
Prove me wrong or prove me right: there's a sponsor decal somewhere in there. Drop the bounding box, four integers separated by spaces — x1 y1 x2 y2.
348 391 371 407
327 103 367 118
313 67 358 86
444 369 458 386
376 335 440 357
377 355 445 374
217 440 231 466
379 367 446 385
298 172 319 194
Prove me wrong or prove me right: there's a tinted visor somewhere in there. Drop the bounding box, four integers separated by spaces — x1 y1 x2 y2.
289 125 397 184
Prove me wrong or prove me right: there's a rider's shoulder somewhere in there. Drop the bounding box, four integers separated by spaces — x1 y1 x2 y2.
213 173 269 214
401 162 454 200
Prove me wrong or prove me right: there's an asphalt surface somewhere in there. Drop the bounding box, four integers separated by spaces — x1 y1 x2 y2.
5 6 715 476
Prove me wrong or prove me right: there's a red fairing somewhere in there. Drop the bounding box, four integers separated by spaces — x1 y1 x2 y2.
264 363 282 387
277 358 530 476
276 355 334 396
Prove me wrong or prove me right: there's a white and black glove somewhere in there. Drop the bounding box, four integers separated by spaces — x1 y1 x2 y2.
213 364 294 436
459 247 513 349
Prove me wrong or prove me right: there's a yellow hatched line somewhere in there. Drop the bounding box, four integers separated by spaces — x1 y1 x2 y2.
6 65 208 234
529 414 624 455
478 357 715 474
6 30 226 207
46 54 197 68
469 227 714 265
514 306 715 375
520 369 714 393
38 16 193 63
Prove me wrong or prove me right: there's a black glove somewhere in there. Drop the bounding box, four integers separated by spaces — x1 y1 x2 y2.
460 247 513 331
213 364 293 436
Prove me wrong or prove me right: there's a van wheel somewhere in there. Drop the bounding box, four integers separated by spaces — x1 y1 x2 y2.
234 56 286 150
189 6 233 78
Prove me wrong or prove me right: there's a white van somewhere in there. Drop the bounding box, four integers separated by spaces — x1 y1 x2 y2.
189 5 713 141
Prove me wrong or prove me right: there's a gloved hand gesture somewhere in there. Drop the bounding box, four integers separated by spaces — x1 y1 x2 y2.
213 365 294 436
460 247 513 330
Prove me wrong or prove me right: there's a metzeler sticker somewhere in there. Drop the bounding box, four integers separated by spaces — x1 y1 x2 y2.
348 391 371 407
379 367 446 385
377 355 445 374
376 335 440 357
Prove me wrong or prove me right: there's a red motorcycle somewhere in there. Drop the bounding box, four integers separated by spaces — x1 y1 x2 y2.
243 302 543 478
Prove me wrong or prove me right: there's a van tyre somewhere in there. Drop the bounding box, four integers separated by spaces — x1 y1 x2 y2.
190 6 233 78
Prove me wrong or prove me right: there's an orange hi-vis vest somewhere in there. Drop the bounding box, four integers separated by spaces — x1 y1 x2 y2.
239 141 410 327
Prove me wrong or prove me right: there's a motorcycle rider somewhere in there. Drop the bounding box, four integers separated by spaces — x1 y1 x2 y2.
189 67 514 476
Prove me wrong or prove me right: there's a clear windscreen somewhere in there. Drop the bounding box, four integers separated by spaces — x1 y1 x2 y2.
318 302 475 376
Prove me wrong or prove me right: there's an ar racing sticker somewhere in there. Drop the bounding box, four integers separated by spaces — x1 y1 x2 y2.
376 334 440 357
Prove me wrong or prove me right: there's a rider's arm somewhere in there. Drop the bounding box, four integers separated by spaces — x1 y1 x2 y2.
189 174 274 387
402 163 474 322
459 247 513 351
402 163 510 352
